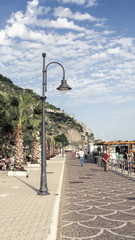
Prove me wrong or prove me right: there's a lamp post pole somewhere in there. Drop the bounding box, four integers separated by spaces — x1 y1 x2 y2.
88 135 90 153
38 53 71 195
86 132 90 154
62 141 64 157
38 53 48 195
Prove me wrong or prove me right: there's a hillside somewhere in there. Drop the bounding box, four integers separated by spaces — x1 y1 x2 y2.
0 74 94 149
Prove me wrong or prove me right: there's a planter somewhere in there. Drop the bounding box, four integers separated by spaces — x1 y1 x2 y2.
8 170 29 177
27 164 40 168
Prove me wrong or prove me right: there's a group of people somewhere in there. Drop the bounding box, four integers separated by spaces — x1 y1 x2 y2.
76 148 110 171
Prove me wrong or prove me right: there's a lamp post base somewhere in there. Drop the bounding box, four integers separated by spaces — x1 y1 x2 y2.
37 190 50 196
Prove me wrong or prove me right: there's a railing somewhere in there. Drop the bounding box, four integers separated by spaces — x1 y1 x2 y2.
108 157 135 176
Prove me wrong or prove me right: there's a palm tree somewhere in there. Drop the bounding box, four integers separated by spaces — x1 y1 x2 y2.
14 120 24 170
31 106 42 164
49 137 55 158
14 91 35 169
55 142 62 155
46 135 50 160
31 132 39 164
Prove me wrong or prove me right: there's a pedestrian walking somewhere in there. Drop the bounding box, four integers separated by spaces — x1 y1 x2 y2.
102 152 109 172
78 148 84 167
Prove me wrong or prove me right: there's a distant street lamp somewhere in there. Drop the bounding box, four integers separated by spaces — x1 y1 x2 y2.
62 140 65 157
38 53 71 195
86 132 90 154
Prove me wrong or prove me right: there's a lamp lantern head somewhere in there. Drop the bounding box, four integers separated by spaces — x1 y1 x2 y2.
57 79 72 94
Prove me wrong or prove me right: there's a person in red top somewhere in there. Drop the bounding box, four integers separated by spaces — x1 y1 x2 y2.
102 152 109 172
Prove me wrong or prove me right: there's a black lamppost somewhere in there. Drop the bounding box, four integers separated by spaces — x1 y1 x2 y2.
62 139 65 157
38 53 71 195
86 132 90 154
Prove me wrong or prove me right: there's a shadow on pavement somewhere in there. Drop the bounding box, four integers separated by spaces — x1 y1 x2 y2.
16 177 39 193
127 197 135 201
70 164 80 166
89 168 103 172
70 181 84 184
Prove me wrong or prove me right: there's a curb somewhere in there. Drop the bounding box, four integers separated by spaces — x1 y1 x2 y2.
46 156 65 240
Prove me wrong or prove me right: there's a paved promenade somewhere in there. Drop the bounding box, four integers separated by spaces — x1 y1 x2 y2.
0 155 65 240
57 154 135 240
1 154 135 240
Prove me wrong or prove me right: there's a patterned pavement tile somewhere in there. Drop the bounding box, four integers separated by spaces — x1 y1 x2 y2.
102 202 134 211
81 216 124 229
61 222 101 238
111 222 135 237
91 229 135 240
62 212 95 222
104 211 135 221
57 154 135 240
62 203 90 211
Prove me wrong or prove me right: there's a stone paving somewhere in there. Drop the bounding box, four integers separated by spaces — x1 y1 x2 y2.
0 155 64 240
56 154 135 240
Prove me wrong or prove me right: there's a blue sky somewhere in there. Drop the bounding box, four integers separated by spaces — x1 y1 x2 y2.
0 0 135 141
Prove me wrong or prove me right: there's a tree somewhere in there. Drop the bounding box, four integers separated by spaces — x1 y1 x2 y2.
49 137 55 158
54 134 69 146
0 94 14 135
0 135 14 157
14 91 37 167
89 133 94 141
46 135 50 160
14 121 24 170
55 141 62 154
18 91 34 123
31 132 39 164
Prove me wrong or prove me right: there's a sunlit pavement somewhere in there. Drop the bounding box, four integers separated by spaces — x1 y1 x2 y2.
1 154 135 240
57 155 135 240
0 155 65 240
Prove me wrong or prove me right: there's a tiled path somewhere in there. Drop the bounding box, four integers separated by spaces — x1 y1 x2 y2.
0 155 64 240
57 154 135 240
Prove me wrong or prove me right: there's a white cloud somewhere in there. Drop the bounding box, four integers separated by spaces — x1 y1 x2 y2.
50 18 85 31
6 22 27 38
59 0 97 7
6 5 85 34
0 0 135 112
91 72 105 78
107 47 121 55
53 6 98 22
0 30 11 45
103 30 115 35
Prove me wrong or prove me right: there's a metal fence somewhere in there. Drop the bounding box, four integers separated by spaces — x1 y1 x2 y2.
96 155 135 176
108 157 135 176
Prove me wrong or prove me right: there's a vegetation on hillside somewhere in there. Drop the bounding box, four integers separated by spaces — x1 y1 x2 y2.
0 74 83 158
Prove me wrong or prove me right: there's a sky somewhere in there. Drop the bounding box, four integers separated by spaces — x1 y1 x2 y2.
0 0 135 142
